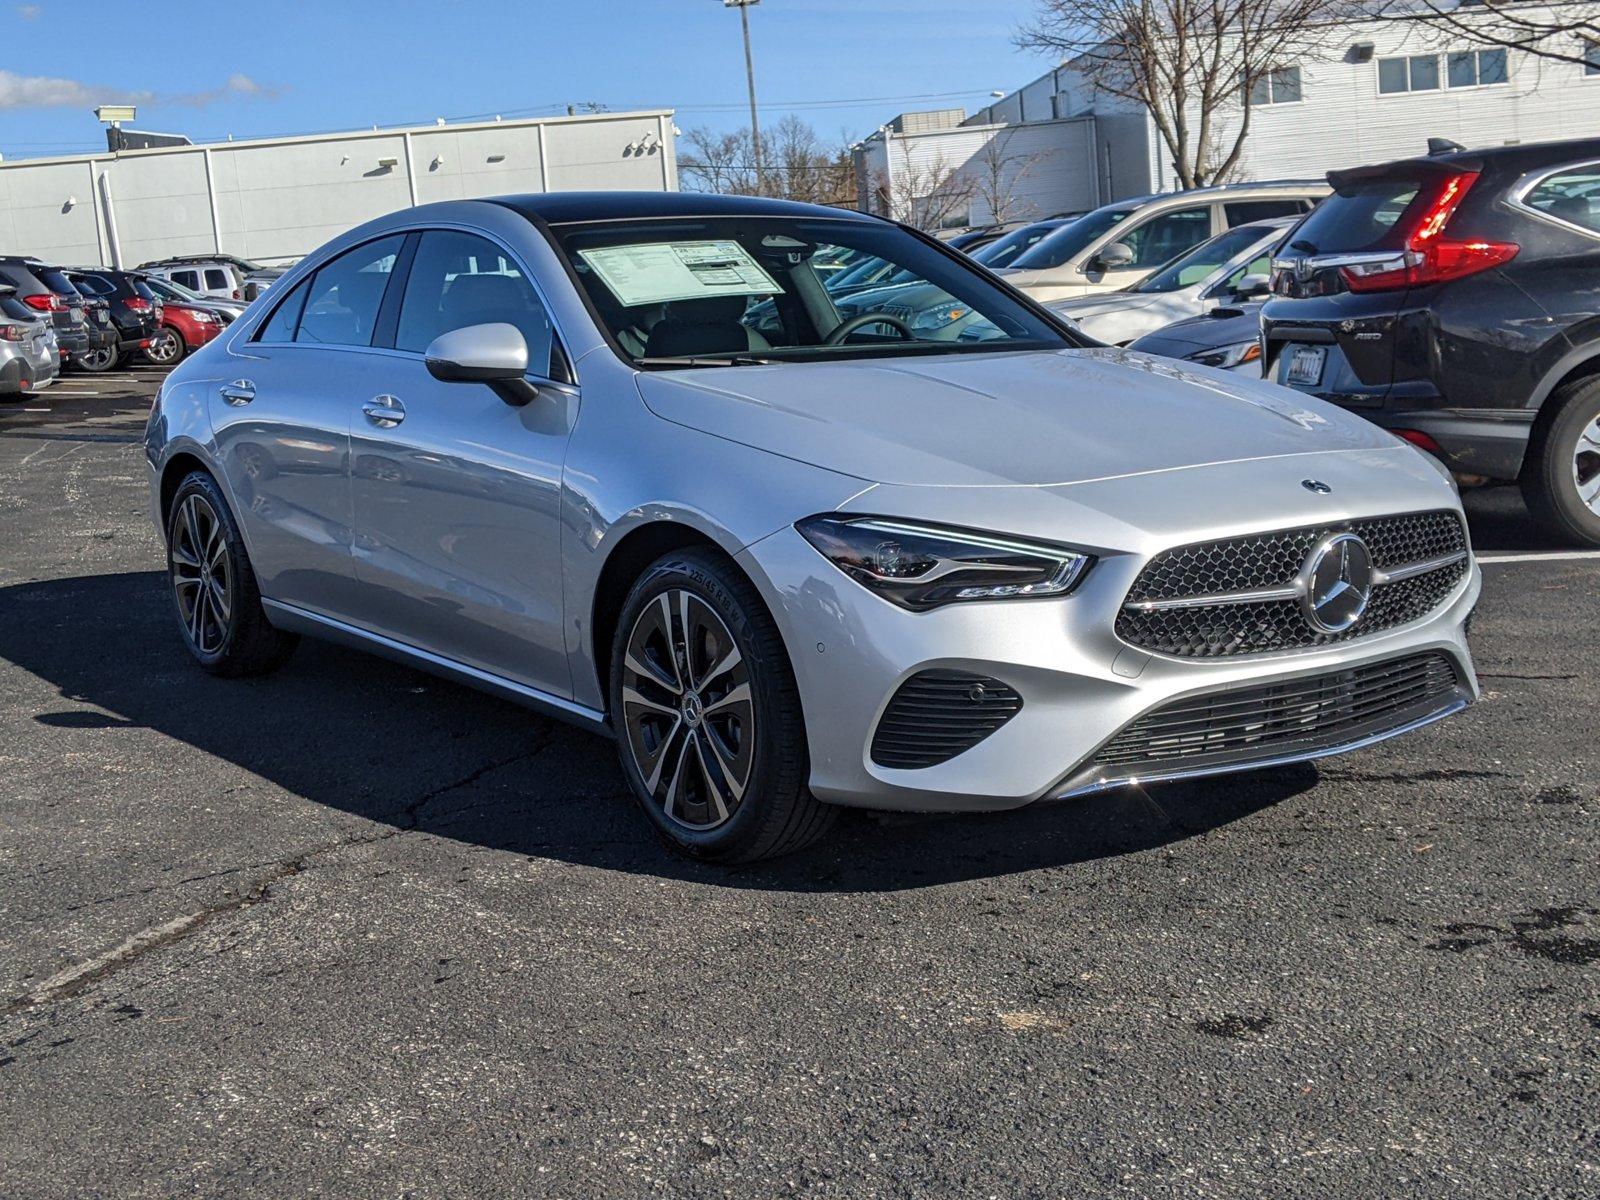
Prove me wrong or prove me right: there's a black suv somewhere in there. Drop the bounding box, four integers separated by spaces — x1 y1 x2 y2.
67 268 162 364
0 256 92 364
1263 136 1600 545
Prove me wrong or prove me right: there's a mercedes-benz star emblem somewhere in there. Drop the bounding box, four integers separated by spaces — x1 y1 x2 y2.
1302 478 1333 494
1300 532 1373 634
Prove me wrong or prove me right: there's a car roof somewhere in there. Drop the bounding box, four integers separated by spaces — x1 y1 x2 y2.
488 190 882 225
1329 135 1600 188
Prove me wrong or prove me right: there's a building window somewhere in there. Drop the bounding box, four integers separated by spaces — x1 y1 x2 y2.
1379 54 1441 93
1448 48 1509 87
1585 39 1600 76
1248 65 1303 105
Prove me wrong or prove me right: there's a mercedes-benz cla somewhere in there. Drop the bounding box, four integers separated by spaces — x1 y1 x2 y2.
145 193 1479 862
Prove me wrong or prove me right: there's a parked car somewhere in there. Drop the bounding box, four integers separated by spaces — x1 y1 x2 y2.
0 285 60 398
145 299 225 366
0 256 92 368
1049 217 1292 345
148 192 1479 862
942 225 1010 253
139 273 247 324
140 257 248 301
1128 301 1268 374
996 181 1328 303
1262 135 1600 544
67 269 162 365
970 217 1075 271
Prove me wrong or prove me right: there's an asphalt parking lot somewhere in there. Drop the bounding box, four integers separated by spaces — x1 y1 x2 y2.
1 369 1597 1198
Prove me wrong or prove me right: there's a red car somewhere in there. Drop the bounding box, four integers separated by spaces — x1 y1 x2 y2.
144 302 223 366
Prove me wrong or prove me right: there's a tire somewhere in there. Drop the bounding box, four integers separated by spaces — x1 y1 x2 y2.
144 326 185 367
74 345 116 373
609 547 835 864
1521 375 1600 547
165 472 298 676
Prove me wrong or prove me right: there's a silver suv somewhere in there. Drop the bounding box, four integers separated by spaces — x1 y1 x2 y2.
997 180 1328 303
146 192 1477 862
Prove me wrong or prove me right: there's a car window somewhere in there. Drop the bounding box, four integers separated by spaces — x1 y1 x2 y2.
1224 250 1276 290
1133 224 1272 293
72 274 115 296
204 268 230 291
1289 176 1424 253
294 237 405 347
256 277 311 342
1224 200 1306 225
395 230 556 375
1521 166 1600 236
1010 206 1135 270
972 221 1063 269
1115 207 1213 269
173 270 200 291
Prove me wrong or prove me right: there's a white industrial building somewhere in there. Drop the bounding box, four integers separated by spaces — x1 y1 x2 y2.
855 3 1600 226
0 109 678 269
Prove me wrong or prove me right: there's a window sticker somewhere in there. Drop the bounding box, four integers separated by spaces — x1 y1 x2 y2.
577 240 783 307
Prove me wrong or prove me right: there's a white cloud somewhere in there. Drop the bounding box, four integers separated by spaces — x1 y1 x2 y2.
0 69 279 113
15 5 42 19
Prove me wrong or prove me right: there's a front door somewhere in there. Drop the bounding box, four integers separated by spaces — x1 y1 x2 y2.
346 228 575 697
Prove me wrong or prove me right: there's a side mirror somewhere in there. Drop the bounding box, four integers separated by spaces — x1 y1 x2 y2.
1096 241 1136 270
1234 273 1271 300
425 322 538 407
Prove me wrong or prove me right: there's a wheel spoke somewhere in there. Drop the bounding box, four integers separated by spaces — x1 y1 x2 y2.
622 684 677 718
661 728 692 821
700 726 747 805
702 680 751 717
676 589 698 687
692 734 729 824
660 592 688 692
624 647 680 695
700 642 742 690
208 576 231 622
188 581 206 646
641 717 684 795
171 542 202 571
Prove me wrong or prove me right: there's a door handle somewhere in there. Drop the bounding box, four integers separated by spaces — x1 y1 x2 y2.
219 379 255 406
362 395 406 428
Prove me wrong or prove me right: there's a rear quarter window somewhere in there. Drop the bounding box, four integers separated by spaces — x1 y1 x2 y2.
1520 166 1600 237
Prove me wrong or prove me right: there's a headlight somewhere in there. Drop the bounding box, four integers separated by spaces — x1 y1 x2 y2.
909 304 969 332
796 515 1091 611
1185 341 1262 370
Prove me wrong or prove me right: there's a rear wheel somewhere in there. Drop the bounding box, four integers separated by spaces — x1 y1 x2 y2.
1522 376 1600 547
166 472 298 676
75 346 116 373
145 326 185 366
610 548 834 863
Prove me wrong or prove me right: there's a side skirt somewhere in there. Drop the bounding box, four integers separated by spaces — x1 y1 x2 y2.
262 599 613 738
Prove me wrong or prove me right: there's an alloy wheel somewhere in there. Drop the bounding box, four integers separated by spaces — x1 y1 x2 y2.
1573 413 1600 516
620 588 754 831
169 494 234 655
78 347 115 371
147 328 182 365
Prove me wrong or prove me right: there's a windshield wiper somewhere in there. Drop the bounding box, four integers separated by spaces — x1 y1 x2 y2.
635 355 776 369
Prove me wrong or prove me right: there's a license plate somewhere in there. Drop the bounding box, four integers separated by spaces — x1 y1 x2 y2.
1284 345 1326 387
96 310 110 324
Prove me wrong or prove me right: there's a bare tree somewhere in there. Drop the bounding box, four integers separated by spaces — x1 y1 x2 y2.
872 148 977 231
679 117 856 205
1020 0 1355 189
969 128 1053 225
1397 1 1600 70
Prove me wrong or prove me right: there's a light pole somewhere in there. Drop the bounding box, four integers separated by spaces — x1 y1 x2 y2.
723 0 763 193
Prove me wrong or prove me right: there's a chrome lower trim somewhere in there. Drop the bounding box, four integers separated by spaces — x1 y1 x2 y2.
261 599 612 736
1371 550 1468 586
1048 693 1470 801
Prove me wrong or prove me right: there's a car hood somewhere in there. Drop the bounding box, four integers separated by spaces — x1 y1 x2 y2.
1133 305 1265 353
1048 291 1163 319
635 348 1399 489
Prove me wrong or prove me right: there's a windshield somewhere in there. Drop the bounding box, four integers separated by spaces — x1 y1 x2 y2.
972 220 1065 269
1009 206 1135 270
550 216 1074 367
1132 224 1276 294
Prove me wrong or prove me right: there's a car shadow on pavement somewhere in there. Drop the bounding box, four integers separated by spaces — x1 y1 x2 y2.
0 571 1316 892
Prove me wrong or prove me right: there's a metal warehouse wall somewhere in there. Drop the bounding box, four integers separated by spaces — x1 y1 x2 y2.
0 110 676 268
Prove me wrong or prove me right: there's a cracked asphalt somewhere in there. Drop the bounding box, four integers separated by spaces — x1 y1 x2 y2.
1 371 1597 1198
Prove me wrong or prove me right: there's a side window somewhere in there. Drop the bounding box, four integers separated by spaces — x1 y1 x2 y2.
173 270 200 290
204 268 230 291
394 230 555 375
1117 207 1212 269
256 277 311 343
295 236 405 347
1521 166 1600 236
1224 200 1304 226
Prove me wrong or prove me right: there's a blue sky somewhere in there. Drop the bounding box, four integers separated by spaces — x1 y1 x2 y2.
0 0 1048 160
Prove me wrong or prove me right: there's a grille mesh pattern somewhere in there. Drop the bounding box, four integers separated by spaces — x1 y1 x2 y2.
1091 652 1461 774
1117 511 1468 658
871 671 1023 769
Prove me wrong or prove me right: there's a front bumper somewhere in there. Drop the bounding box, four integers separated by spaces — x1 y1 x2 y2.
742 521 1480 814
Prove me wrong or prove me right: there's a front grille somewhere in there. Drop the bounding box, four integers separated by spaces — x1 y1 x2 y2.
1089 652 1462 777
871 670 1023 769
1117 510 1468 658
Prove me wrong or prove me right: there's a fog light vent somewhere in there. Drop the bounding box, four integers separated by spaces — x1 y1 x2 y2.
870 670 1022 769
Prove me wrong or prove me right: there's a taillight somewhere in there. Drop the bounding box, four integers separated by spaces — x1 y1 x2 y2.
0 323 25 342
1340 171 1518 293
21 292 61 312
1394 428 1444 455
124 296 152 312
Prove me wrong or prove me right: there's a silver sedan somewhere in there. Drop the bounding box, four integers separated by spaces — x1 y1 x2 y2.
145 193 1480 862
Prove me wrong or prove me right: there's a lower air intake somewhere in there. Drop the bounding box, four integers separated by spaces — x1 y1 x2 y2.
870 670 1023 769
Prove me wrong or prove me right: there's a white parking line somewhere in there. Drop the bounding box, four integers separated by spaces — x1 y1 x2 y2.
1477 550 1600 564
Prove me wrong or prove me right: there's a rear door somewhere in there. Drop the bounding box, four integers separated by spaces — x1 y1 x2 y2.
212 235 407 619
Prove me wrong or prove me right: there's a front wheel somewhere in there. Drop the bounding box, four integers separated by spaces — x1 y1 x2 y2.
145 326 185 366
1522 376 1600 547
610 548 835 863
166 472 298 676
